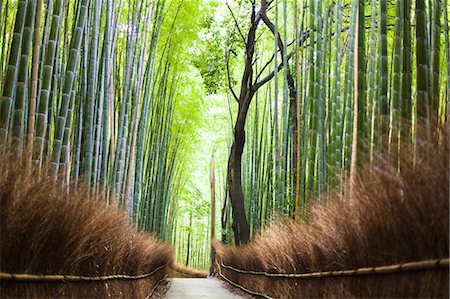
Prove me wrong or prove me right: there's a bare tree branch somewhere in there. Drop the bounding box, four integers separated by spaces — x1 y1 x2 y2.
255 29 311 83
226 48 239 102
255 53 276 81
253 51 294 92
260 10 286 58
252 37 296 66
226 3 246 44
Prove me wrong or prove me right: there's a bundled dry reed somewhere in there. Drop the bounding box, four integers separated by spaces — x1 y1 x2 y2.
0 157 174 298
215 125 449 298
170 263 209 278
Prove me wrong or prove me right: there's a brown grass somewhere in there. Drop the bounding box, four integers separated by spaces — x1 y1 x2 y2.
0 158 174 298
170 263 209 278
215 126 449 298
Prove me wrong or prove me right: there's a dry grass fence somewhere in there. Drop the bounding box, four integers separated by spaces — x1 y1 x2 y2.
215 125 449 298
0 156 174 298
170 263 209 278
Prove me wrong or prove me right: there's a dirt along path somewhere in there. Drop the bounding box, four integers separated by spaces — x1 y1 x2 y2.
164 278 246 298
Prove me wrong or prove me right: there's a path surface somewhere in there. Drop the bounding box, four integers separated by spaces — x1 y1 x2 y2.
164 278 245 298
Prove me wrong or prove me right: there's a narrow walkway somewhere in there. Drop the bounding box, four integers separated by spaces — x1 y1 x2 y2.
164 278 245 298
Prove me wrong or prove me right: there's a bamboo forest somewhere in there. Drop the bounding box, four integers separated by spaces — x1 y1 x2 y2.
0 0 449 298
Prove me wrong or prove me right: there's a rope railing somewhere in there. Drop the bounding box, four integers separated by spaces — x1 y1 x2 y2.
146 274 169 299
220 258 450 278
217 258 450 299
216 261 273 299
0 264 168 282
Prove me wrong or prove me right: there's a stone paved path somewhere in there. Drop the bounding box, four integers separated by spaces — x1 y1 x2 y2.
164 278 245 298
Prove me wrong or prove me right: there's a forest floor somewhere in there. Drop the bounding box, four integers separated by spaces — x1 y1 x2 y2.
163 278 247 298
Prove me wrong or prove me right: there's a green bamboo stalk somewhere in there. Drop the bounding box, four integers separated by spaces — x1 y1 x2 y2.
60 0 70 83
141 60 169 229
428 0 433 57
390 0 404 156
379 0 388 118
400 0 412 157
367 0 378 161
50 0 88 176
416 0 430 119
82 0 101 190
100 0 113 194
282 0 293 213
0 0 3 58
0 0 8 71
317 1 328 195
305 0 316 199
349 2 359 190
343 0 357 176
401 0 412 120
255 88 265 226
298 0 307 214
0 0 28 149
59 0 87 178
133 0 164 219
93 0 114 196
294 0 302 216
59 90 76 181
124 0 154 213
357 0 366 161
256 90 268 226
324 2 333 191
44 38 60 163
35 0 53 115
34 0 64 163
0 0 5 83
281 0 288 212
112 0 139 207
445 0 450 120
12 0 37 155
430 0 440 119
25 0 43 172
72 49 87 184
254 95 261 228
272 0 280 212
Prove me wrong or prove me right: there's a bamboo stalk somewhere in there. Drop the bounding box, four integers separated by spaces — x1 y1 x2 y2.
0 0 28 148
12 0 37 156
25 0 43 172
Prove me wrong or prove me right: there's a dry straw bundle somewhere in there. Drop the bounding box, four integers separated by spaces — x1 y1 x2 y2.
0 157 174 298
170 263 209 278
215 125 449 298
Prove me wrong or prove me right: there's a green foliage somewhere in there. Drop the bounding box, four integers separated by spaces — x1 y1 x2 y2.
193 16 227 94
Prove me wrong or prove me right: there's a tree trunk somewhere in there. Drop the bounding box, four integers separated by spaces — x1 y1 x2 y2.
226 0 299 244
221 191 228 243
210 151 216 273
185 215 192 267
227 109 251 245
287 72 298 214
226 4 258 246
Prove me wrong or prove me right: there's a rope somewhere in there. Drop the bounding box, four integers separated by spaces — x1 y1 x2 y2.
216 261 273 299
217 258 449 298
220 258 450 279
0 264 168 282
146 274 169 299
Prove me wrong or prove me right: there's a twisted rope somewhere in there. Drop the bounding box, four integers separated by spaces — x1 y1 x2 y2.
146 274 169 299
217 258 449 299
220 258 450 278
216 261 273 299
0 264 168 282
